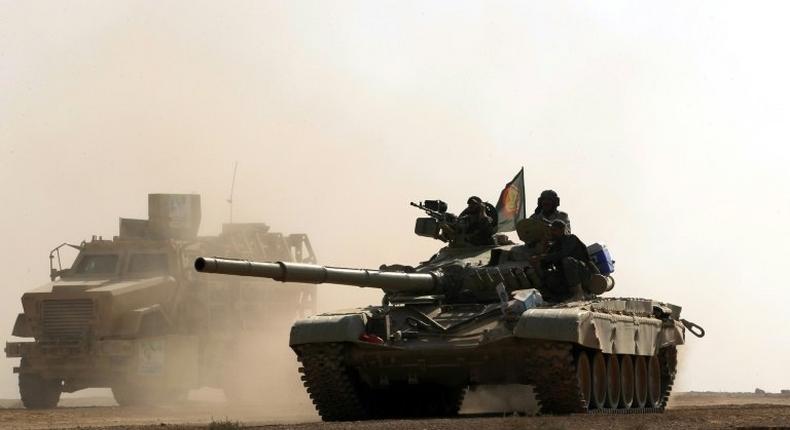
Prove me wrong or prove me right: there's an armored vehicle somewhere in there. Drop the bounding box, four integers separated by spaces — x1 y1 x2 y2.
6 194 316 408
195 198 704 420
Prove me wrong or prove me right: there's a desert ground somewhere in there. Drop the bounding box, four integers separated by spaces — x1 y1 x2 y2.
0 392 788 430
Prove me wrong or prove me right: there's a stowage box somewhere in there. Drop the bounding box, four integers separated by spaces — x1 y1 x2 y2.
587 243 615 275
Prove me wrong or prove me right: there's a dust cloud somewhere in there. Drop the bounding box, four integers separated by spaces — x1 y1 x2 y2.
461 385 539 415
191 326 318 420
1 0 790 409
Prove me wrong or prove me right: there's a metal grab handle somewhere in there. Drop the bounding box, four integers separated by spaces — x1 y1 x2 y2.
681 318 705 338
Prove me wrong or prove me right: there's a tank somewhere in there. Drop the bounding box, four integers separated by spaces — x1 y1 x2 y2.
5 194 317 408
194 199 705 420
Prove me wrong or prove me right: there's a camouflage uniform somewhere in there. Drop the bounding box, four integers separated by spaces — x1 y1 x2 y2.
459 197 496 246
541 232 595 300
529 210 571 234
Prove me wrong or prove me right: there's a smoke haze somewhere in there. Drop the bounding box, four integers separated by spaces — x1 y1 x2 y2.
1 0 789 403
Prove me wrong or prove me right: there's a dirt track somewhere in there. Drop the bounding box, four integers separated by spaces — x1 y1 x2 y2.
1 393 789 430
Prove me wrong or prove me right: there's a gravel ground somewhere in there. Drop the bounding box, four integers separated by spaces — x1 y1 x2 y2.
0 393 788 430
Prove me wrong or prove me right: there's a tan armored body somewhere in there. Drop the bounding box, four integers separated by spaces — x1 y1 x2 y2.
6 194 317 408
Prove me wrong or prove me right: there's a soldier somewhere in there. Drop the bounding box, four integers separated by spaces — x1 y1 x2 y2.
458 196 496 246
531 219 592 301
529 190 570 233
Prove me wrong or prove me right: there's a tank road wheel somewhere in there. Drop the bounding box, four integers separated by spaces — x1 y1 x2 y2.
619 355 635 409
647 355 662 408
633 355 648 408
19 373 61 409
575 351 592 409
605 354 621 409
590 351 607 410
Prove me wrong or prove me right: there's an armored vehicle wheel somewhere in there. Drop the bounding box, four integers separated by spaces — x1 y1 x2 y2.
590 351 607 409
647 355 662 408
633 355 648 408
605 354 621 408
619 355 634 409
575 351 591 409
19 372 61 409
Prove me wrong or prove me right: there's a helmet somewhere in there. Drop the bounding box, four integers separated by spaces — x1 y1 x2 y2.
535 190 560 213
538 190 560 205
467 196 483 206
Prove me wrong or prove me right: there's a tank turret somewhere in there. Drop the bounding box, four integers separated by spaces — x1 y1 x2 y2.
195 238 614 304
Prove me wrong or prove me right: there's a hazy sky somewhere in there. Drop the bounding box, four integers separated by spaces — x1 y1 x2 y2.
1 1 789 397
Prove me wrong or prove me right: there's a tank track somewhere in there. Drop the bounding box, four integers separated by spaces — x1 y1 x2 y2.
294 343 465 421
659 345 677 409
531 343 677 415
294 342 676 420
530 342 587 413
294 343 368 421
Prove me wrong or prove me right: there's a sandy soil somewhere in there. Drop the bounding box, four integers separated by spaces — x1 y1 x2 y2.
0 393 788 430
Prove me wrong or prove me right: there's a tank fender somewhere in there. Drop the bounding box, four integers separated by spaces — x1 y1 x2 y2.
11 313 33 338
114 305 171 337
515 308 669 355
658 321 686 348
289 313 366 346
514 308 600 348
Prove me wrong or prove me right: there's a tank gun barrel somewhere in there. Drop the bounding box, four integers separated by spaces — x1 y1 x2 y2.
195 257 439 294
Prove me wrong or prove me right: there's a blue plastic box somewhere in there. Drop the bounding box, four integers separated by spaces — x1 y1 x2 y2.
587 243 615 275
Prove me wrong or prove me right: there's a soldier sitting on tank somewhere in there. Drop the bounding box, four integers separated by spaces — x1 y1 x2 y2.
456 196 497 246
530 219 595 301
529 190 571 233
507 218 549 262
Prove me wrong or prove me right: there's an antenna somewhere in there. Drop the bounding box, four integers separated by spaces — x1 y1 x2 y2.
227 161 238 223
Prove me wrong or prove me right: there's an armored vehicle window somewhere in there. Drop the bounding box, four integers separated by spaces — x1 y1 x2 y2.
74 255 119 275
128 253 169 274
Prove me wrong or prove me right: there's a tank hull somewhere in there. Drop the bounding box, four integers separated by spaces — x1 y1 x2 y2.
290 297 685 419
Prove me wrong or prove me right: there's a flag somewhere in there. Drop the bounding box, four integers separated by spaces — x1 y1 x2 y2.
495 168 526 232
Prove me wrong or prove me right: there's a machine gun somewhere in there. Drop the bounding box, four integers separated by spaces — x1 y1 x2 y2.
410 199 464 244
410 199 456 241
411 199 498 247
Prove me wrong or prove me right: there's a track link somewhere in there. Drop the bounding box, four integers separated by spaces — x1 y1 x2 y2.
659 345 677 409
294 343 368 421
530 342 587 414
